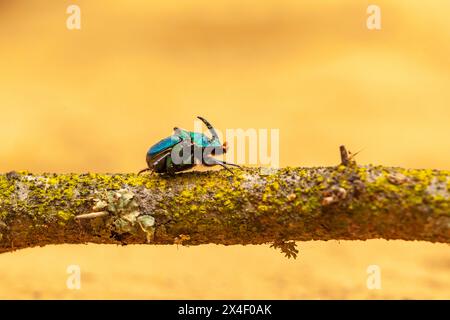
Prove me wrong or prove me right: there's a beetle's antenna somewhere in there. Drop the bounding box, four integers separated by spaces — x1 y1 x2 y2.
349 148 364 160
197 116 219 141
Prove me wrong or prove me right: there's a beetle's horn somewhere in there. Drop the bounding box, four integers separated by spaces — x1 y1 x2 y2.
197 116 219 141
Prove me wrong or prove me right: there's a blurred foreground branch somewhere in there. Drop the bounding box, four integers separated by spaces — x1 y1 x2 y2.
0 147 449 256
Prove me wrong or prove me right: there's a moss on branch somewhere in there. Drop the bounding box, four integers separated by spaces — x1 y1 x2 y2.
0 163 449 255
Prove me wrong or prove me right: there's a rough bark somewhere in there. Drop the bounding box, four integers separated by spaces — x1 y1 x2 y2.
0 157 449 256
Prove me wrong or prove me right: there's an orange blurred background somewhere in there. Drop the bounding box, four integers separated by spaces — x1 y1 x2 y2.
0 0 449 299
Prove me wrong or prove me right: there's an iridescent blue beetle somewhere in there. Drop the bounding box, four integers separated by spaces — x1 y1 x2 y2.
139 116 241 175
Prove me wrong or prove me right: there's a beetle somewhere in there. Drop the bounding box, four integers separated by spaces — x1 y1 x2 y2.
138 116 241 175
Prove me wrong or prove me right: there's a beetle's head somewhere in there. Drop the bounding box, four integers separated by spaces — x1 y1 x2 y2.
210 140 228 156
222 141 229 153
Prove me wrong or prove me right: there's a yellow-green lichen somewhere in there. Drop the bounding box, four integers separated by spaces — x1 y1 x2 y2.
57 210 73 221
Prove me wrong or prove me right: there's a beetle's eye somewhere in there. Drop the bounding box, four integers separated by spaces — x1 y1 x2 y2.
223 141 229 152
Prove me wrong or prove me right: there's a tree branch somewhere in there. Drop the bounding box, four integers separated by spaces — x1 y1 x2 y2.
1 154 449 255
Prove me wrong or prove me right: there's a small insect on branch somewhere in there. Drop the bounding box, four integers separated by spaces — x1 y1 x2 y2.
340 145 350 166
339 145 361 166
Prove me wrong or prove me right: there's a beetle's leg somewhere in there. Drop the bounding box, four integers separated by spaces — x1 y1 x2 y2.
138 168 150 175
165 156 176 175
206 157 243 170
151 151 172 174
154 151 170 165
215 159 243 169
202 157 235 174
140 151 171 175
